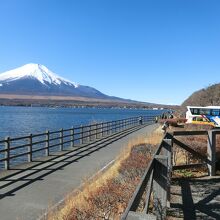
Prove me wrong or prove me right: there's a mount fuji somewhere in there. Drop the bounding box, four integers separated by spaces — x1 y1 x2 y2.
0 64 111 99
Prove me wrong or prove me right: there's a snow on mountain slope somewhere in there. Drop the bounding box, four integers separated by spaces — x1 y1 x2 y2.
0 63 109 99
0 63 79 87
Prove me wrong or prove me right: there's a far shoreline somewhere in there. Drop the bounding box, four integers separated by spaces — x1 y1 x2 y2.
0 93 176 109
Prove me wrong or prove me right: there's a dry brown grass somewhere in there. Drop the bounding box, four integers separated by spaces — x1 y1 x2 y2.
169 123 214 178
46 129 163 220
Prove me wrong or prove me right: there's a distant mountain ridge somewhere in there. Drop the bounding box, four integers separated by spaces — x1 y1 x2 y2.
0 63 113 99
0 63 169 108
182 83 220 106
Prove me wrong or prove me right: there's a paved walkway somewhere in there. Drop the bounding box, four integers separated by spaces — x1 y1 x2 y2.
168 176 220 219
0 123 158 220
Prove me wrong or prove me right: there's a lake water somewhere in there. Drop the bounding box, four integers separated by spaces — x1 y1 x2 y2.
0 106 163 140
0 106 164 169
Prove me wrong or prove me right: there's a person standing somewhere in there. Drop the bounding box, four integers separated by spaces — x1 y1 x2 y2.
138 116 143 125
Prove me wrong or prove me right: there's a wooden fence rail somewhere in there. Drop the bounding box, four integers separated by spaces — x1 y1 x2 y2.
0 115 157 170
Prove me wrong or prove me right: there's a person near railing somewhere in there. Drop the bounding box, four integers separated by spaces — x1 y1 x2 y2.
138 116 143 125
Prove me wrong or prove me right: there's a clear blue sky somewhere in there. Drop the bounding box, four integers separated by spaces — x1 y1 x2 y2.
0 0 219 105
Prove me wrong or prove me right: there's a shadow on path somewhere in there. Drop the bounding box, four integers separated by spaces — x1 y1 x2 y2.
169 177 220 219
0 124 150 200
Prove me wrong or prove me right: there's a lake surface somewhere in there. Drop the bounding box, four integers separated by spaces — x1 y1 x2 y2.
0 106 163 139
0 106 165 169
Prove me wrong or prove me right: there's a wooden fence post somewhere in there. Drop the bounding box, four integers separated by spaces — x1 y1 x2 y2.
60 128 64 151
87 126 89 142
108 122 111 135
95 124 98 139
163 138 172 208
71 126 74 147
80 125 83 144
106 122 108 135
153 155 168 220
89 125 93 141
28 133 33 162
46 130 50 156
101 123 103 137
104 123 107 136
5 136 10 170
207 130 216 176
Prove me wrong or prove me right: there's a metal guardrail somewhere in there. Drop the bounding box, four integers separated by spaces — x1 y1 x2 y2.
122 129 219 220
0 115 157 170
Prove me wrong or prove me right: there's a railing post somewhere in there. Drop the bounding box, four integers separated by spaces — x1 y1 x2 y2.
28 133 33 162
105 122 107 135
71 126 74 147
108 122 111 135
207 130 216 176
163 138 172 208
103 122 105 136
109 121 112 135
102 123 105 136
162 139 172 169
46 130 50 156
101 123 103 138
94 124 97 139
86 126 89 142
89 125 92 141
60 128 64 151
107 122 109 135
153 155 168 220
80 125 83 144
4 136 10 170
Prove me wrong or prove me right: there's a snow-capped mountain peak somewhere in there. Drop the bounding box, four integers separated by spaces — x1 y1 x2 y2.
0 63 108 99
0 63 79 87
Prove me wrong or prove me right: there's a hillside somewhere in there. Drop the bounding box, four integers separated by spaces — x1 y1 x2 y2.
182 83 220 106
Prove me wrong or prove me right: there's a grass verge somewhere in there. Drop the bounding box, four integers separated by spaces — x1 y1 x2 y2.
46 128 163 220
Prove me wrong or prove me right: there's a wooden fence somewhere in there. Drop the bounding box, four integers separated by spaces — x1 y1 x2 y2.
122 129 219 220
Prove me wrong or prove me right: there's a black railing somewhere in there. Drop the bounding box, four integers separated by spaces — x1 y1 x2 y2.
0 115 157 170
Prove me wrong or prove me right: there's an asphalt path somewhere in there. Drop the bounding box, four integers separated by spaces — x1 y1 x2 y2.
0 123 158 220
